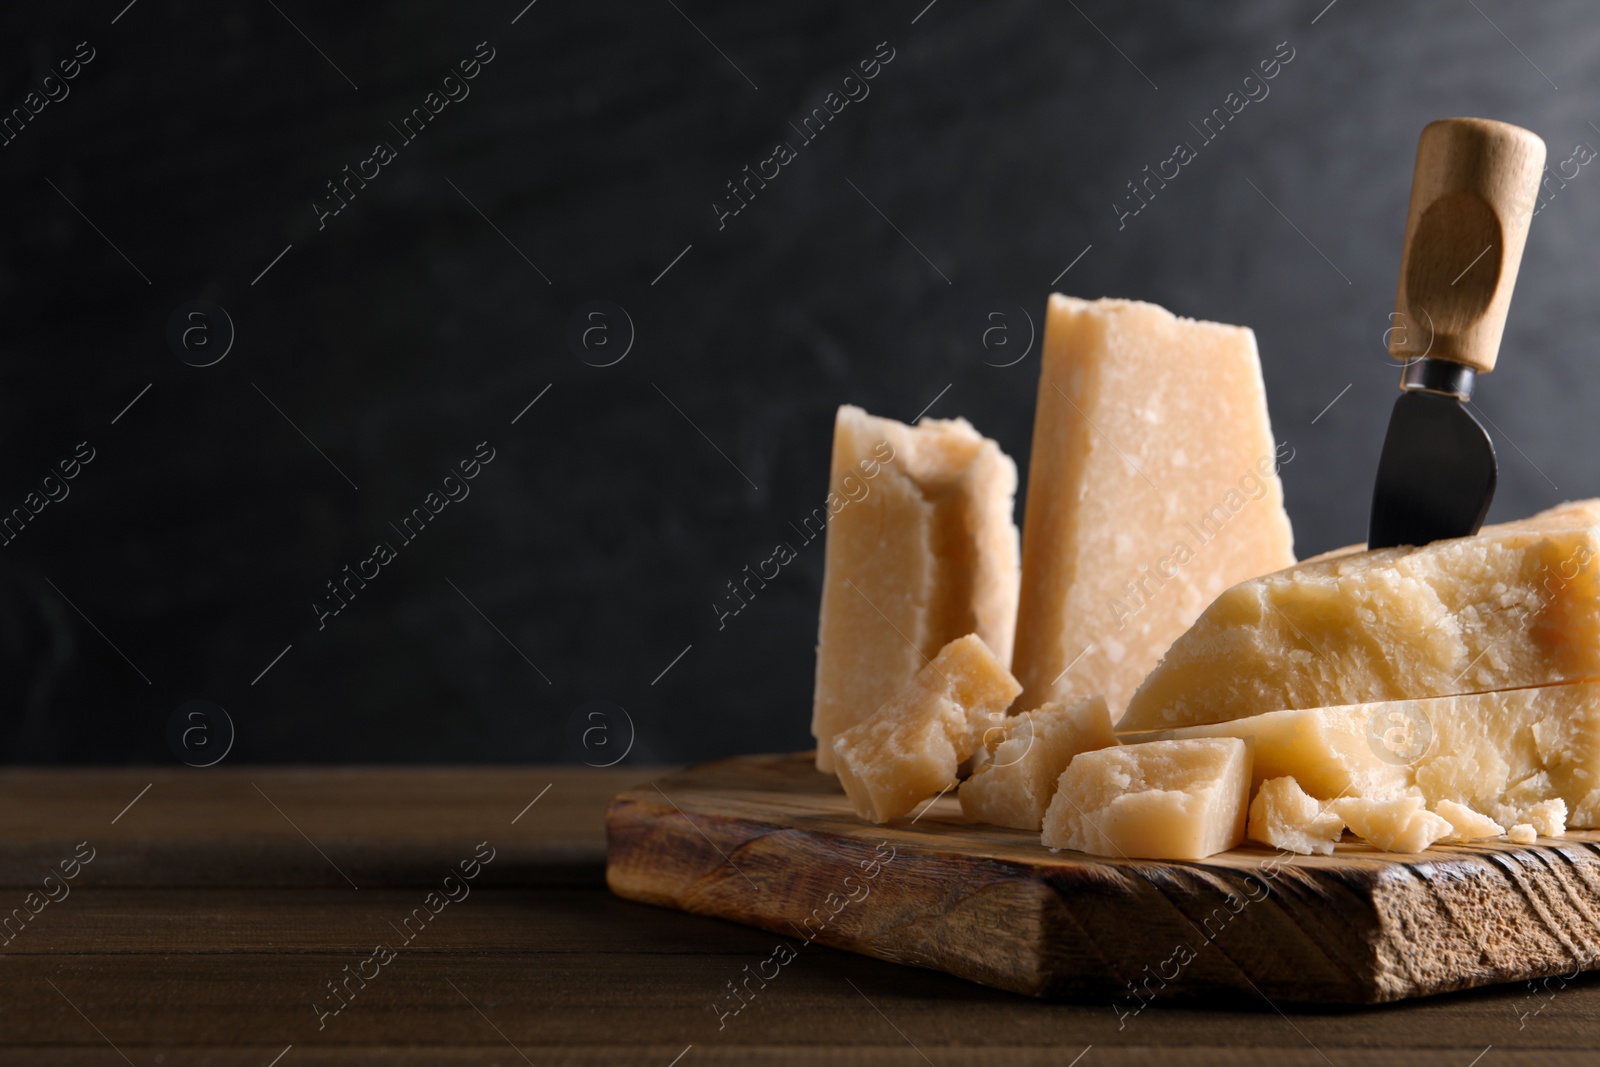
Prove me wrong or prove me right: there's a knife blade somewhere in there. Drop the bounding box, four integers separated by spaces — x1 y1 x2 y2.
1368 117 1545 550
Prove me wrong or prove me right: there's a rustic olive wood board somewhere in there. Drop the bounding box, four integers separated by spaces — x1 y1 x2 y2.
606 752 1600 1005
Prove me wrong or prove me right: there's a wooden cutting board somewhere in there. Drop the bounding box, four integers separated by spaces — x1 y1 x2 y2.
605 752 1600 1005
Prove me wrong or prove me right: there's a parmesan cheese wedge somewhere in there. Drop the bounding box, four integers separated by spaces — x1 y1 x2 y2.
1041 737 1251 860
1120 514 1600 732
958 695 1118 831
832 634 1021 824
1011 296 1295 717
1247 776 1344 855
1144 680 1600 827
811 406 1020 771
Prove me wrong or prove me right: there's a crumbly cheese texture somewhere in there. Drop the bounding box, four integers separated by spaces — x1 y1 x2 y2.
1508 823 1538 844
1247 776 1344 855
1332 796 1452 853
959 695 1119 831
1120 504 1600 732
832 634 1022 824
1041 737 1251 860
812 405 1020 771
1520 797 1567 837
1432 799 1503 842
1011 296 1294 717
1144 681 1600 828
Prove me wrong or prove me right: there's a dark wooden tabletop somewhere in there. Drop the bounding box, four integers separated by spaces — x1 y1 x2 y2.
1 766 1596 1065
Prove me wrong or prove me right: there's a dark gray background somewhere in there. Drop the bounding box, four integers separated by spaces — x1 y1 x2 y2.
1 0 1595 764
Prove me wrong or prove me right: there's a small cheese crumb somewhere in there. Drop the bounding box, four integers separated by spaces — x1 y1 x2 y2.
1247 776 1343 855
1521 798 1567 838
1508 823 1538 844
1332 796 1452 853
1432 800 1504 843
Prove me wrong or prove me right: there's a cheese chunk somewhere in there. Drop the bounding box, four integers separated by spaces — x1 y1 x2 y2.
1432 800 1503 842
1041 738 1250 860
959 696 1118 830
1332 796 1451 853
1247 776 1344 855
1146 681 1600 825
1508 823 1538 844
832 634 1021 823
1011 296 1294 717
1519 798 1567 838
811 406 1020 770
1120 517 1600 731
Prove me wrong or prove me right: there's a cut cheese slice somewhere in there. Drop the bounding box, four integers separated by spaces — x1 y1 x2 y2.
1144 680 1600 826
811 406 1020 771
1011 296 1295 717
958 695 1118 830
1432 799 1503 842
1120 513 1600 731
832 634 1021 823
1247 776 1344 855
1332 796 1452 853
1041 737 1250 860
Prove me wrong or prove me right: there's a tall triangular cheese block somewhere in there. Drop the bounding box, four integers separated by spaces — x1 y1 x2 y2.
1011 295 1295 717
810 406 1020 771
1119 502 1600 732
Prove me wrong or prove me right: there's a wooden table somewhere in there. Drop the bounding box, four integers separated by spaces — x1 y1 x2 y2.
1 767 1595 1065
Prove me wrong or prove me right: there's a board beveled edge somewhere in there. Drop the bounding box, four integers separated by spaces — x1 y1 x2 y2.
604 752 1600 1005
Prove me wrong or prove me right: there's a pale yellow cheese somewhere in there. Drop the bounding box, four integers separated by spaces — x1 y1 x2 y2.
1520 798 1567 837
1432 799 1503 842
1508 823 1538 844
1011 296 1294 717
1246 776 1343 855
1145 681 1600 826
1120 514 1600 731
958 695 1118 830
1041 738 1250 860
811 406 1020 770
832 634 1021 823
1332 796 1452 853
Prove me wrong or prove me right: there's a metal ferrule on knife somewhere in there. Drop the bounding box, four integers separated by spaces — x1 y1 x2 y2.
1400 357 1476 401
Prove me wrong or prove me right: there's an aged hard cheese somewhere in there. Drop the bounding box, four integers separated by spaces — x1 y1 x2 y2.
958 695 1118 831
1120 514 1600 732
1012 296 1295 716
1041 738 1251 860
832 634 1021 824
1331 797 1452 853
1433 799 1503 842
1247 776 1343 855
812 406 1020 771
1147 680 1600 830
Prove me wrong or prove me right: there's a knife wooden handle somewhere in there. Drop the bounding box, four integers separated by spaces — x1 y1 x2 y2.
1389 117 1546 374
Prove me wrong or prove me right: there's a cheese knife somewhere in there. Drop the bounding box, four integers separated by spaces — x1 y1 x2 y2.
1368 117 1546 550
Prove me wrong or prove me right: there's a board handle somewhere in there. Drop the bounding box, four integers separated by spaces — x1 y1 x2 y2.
1389 117 1546 374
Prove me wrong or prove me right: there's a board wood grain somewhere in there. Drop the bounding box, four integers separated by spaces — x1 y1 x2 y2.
606 752 1600 1004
